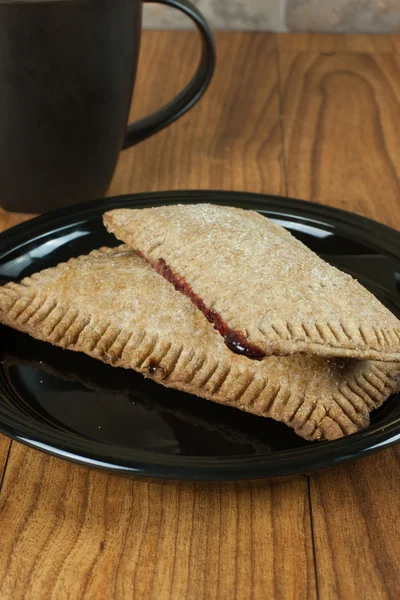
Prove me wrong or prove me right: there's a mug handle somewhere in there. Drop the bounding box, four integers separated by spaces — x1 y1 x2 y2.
123 0 216 148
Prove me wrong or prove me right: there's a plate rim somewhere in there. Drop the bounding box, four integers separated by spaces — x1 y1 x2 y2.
1 189 400 481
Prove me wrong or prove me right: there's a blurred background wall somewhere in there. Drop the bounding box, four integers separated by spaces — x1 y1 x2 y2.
143 0 400 33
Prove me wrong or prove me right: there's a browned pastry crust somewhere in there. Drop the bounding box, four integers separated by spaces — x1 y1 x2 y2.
104 204 400 361
0 246 398 441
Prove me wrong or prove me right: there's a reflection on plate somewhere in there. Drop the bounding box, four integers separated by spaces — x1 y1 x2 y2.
3 330 308 457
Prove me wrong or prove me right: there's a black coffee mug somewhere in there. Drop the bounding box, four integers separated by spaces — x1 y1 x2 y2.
0 0 215 213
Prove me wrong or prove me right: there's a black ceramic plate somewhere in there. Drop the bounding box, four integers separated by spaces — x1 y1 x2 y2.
1 190 400 481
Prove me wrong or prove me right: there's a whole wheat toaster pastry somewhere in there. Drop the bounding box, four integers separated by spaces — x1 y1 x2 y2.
104 204 400 362
0 245 398 441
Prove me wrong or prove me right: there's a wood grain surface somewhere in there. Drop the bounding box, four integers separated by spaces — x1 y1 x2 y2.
0 446 315 600
277 32 400 53
310 449 400 599
279 34 400 599
279 49 400 228
0 435 10 488
108 32 285 197
1 31 400 599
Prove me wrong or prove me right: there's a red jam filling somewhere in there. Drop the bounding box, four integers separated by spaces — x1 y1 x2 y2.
139 252 265 361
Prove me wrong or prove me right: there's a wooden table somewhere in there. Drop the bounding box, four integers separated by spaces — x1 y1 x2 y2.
1 30 400 599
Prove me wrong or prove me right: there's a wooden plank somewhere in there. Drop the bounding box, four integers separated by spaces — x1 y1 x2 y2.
310 448 400 598
0 212 32 502
277 33 396 53
108 31 285 197
0 31 316 599
0 435 10 487
279 44 400 598
0 209 33 233
0 445 316 600
279 50 400 228
389 36 400 54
